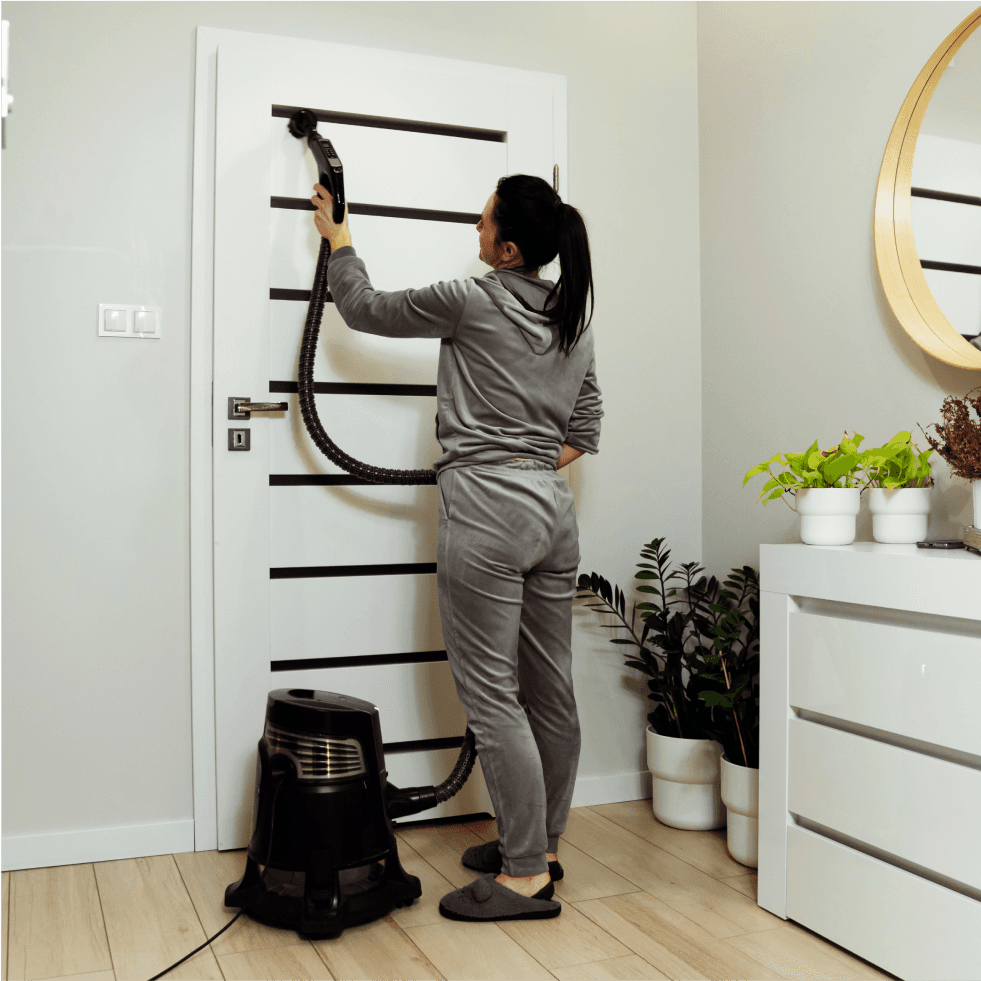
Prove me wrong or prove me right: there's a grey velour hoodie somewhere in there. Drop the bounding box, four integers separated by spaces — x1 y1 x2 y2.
327 246 603 473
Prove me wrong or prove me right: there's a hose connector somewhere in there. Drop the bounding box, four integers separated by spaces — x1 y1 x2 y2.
385 728 477 819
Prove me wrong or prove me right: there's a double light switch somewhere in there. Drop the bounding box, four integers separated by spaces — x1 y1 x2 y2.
99 303 162 338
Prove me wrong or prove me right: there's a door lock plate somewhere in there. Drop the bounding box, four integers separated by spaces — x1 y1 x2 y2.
228 429 250 451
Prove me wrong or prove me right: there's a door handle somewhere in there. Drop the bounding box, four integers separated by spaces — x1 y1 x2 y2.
228 397 289 420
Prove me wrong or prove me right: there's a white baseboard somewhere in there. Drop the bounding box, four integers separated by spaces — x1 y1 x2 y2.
571 769 651 808
1 771 649 871
1 819 195 872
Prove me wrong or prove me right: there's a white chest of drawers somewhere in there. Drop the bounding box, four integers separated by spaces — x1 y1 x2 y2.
758 543 981 981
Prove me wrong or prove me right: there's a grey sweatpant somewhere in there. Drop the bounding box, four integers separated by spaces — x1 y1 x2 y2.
436 459 582 877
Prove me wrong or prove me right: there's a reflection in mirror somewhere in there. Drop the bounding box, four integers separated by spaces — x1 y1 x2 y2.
911 26 981 348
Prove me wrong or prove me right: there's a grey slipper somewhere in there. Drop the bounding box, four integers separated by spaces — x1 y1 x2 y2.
438 873 561 922
461 839 564 881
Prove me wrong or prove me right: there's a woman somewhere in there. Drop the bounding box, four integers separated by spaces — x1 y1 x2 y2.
312 174 602 922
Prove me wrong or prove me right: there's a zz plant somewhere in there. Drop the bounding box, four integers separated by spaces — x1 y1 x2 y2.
577 538 760 768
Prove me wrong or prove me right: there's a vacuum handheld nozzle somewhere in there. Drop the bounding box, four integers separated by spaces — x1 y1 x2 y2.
289 108 345 224
288 112 437 485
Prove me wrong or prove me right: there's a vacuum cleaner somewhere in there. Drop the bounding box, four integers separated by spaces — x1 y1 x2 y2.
148 108 476 981
224 688 476 937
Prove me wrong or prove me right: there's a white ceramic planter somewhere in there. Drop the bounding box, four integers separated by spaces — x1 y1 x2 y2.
646 727 726 830
795 487 861 545
974 480 981 528
868 486 932 543
720 755 759 868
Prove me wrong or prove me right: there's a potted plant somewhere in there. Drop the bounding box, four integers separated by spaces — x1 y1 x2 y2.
859 431 934 544
577 538 759 835
744 432 865 544
694 567 760 867
920 387 981 532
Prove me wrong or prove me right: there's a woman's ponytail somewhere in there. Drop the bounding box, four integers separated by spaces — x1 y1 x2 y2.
549 202 594 354
492 175 594 354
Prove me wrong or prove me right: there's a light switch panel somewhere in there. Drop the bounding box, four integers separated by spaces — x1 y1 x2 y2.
99 303 162 339
104 308 127 332
133 309 157 334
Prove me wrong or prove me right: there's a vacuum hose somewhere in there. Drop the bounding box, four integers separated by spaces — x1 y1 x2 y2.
290 109 475 819
292 105 434 484
298 237 437 486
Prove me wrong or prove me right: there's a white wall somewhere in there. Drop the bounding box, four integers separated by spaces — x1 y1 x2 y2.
698 1 981 578
1 1 701 865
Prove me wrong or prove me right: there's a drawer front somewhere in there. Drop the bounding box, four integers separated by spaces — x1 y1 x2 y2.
788 718 981 888
787 824 981 981
388 748 493 821
789 612 981 755
272 660 465 744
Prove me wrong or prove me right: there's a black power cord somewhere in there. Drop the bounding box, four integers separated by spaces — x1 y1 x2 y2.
147 775 288 981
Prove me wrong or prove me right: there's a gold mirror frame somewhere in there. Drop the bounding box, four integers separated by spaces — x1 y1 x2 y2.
874 6 981 370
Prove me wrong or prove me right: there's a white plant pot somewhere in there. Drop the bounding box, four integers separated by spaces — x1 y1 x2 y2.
795 487 861 545
974 480 981 528
720 755 759 868
868 486 932 544
646 727 726 830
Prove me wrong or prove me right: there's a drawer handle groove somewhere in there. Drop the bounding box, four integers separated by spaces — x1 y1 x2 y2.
795 816 981 902
794 708 981 769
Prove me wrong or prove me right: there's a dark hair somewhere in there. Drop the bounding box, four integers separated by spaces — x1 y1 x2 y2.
492 175 594 354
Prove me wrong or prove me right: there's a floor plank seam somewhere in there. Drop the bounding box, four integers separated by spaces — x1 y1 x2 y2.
590 803 752 885
170 854 223 980
585 806 716 878
556 830 652 895
89 862 118 981
397 917 447 981
310 940 337 981
3 874 9 981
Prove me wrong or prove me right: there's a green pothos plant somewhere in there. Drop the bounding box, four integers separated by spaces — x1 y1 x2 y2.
577 538 760 768
860 431 933 489
743 432 867 510
744 430 933 510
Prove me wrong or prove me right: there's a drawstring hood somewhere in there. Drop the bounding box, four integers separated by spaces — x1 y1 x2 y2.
474 270 557 355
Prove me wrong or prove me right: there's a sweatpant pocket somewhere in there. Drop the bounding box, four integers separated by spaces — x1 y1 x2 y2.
436 470 455 521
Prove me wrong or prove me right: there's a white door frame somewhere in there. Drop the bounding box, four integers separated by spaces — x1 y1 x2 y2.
190 26 567 852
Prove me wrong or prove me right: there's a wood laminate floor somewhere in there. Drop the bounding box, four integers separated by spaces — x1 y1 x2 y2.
1 801 898 981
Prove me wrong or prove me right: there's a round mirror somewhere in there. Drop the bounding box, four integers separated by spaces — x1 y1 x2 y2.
874 7 981 369
912 24 980 347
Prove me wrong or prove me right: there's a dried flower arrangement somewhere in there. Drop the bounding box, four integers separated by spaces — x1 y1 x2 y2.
920 387 981 481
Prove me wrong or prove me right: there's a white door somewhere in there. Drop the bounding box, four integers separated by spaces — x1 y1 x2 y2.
211 37 565 849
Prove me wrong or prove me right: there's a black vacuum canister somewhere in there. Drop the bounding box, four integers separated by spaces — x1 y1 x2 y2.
225 689 422 939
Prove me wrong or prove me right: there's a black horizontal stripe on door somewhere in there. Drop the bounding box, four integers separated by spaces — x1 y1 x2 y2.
271 104 507 143
272 197 481 225
271 562 436 579
271 649 447 671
